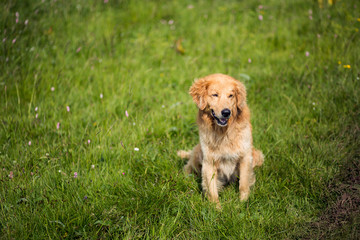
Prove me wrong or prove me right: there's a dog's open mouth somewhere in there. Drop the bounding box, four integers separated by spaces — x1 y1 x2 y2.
211 110 229 126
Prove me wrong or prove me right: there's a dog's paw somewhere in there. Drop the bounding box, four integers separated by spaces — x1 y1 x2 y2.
240 191 250 201
216 202 222 210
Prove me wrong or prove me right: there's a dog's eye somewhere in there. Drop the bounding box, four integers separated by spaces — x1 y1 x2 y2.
229 94 234 98
212 94 218 97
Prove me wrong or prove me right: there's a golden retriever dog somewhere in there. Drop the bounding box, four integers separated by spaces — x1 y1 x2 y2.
178 73 264 208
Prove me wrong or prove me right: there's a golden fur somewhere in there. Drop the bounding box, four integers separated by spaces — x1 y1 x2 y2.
178 73 264 208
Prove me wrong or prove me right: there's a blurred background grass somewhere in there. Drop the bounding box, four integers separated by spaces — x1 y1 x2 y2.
1 0 359 239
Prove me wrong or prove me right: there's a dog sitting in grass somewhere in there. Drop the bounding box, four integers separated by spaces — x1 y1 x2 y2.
178 73 264 208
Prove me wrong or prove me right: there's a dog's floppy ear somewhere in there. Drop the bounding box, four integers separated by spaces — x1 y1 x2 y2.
189 78 208 110
235 80 247 111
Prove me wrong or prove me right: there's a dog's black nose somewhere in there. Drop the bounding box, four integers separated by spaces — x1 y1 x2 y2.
221 108 231 118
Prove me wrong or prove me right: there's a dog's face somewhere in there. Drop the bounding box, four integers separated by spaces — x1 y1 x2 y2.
189 74 247 127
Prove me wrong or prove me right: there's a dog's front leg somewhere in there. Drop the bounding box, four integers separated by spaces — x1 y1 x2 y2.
239 152 253 201
202 160 220 207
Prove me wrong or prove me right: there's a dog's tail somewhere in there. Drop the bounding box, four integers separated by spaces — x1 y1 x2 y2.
177 150 191 159
252 148 264 168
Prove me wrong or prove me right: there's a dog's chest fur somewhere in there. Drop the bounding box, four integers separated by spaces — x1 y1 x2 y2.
199 123 252 184
199 123 251 159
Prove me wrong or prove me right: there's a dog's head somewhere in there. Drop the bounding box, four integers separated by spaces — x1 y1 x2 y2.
189 73 247 127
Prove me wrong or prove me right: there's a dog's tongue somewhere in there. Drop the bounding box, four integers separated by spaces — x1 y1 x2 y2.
220 118 227 123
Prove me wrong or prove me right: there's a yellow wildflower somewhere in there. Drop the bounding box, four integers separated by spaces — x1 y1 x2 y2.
343 65 351 69
318 0 323 8
338 61 341 65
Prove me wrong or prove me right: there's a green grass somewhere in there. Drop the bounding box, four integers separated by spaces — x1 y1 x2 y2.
1 0 359 239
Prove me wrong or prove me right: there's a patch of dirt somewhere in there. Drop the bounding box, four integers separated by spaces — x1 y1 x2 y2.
311 159 360 239
301 123 360 239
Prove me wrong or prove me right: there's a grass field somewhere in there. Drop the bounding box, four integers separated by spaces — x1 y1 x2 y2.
1 0 359 239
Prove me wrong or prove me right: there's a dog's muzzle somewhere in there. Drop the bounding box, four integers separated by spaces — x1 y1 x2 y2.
211 109 231 127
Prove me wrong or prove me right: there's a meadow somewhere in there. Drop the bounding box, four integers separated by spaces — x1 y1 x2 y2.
1 0 359 239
